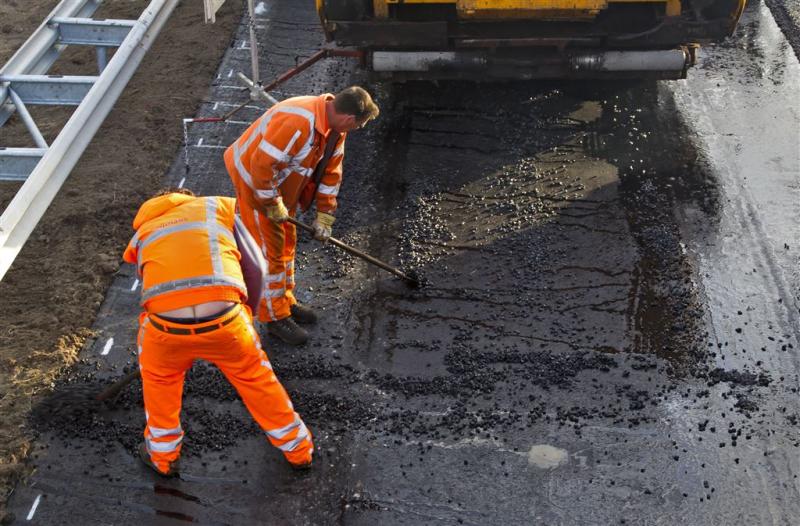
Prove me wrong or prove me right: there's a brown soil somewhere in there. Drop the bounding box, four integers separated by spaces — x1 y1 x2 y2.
0 1 241 521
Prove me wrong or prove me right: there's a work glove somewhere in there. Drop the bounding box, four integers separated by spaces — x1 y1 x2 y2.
312 212 335 242
265 198 289 224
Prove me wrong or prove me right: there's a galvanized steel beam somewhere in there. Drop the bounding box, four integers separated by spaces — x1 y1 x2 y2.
0 0 179 280
7 89 48 149
0 0 102 126
0 149 47 181
50 17 136 46
0 74 98 105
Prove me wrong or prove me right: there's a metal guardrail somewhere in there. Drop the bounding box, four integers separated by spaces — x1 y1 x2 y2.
0 0 178 280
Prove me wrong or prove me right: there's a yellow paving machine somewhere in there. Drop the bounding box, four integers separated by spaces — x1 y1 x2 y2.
316 0 746 79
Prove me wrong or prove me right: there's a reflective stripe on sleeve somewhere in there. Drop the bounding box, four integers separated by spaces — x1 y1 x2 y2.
317 183 340 196
276 106 314 124
283 130 302 155
233 113 275 190
255 188 279 200
258 139 289 162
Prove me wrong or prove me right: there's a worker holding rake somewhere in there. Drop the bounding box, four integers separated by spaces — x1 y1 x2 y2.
224 86 379 345
123 188 314 476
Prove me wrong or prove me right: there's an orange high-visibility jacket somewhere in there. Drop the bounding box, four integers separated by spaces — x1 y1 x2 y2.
123 194 248 312
224 94 346 214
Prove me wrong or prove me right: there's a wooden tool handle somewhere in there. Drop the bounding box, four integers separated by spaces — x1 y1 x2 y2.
287 217 418 285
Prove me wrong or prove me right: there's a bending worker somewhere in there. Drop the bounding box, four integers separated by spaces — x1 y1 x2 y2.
224 86 379 345
123 189 313 476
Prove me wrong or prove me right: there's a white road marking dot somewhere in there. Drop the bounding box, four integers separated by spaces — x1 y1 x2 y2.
527 444 568 469
197 137 204 146
213 102 219 110
101 337 114 356
178 177 186 188
26 494 42 520
227 68 233 78
131 278 139 291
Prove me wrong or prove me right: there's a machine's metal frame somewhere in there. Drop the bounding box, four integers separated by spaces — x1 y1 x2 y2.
0 0 179 280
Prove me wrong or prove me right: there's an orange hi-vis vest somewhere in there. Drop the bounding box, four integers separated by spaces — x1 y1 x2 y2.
224 94 346 214
123 194 248 312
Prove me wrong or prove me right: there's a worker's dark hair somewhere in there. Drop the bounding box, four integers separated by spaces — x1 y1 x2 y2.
333 86 379 123
152 187 196 198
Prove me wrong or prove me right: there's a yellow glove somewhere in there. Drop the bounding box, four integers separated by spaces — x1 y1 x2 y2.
265 198 289 224
312 212 335 242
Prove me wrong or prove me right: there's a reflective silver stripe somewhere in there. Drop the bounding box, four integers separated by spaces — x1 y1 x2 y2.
253 209 268 260
130 231 140 248
233 113 274 190
317 182 340 196
275 164 313 188
255 188 279 200
275 108 313 164
293 133 315 163
266 272 285 283
276 105 314 125
146 435 182 453
274 167 292 187
295 165 313 177
205 199 224 277
239 310 263 349
253 209 276 320
258 139 288 162
266 416 301 440
277 423 309 452
137 318 149 355
261 360 273 370
332 145 344 157
286 261 295 285
149 425 182 438
137 222 234 253
235 106 313 193
264 288 285 299
283 130 302 155
141 275 246 303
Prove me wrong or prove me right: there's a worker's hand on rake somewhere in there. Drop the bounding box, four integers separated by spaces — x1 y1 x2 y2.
265 198 289 224
312 212 335 242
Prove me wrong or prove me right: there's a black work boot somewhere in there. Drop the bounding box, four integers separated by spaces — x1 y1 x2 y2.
267 317 309 345
290 303 318 325
138 443 179 477
289 458 313 471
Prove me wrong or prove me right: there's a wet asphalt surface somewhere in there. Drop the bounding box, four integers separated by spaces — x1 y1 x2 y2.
8 1 800 524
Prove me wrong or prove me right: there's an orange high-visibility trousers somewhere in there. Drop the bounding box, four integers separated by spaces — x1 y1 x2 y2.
136 304 313 473
236 200 298 323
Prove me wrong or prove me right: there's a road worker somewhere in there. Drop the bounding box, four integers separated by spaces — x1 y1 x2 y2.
123 188 314 476
224 86 379 345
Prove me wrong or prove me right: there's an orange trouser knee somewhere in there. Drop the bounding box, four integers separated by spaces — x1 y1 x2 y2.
136 305 313 473
236 197 298 323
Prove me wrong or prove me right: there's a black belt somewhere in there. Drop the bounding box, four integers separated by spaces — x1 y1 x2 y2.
149 304 240 335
